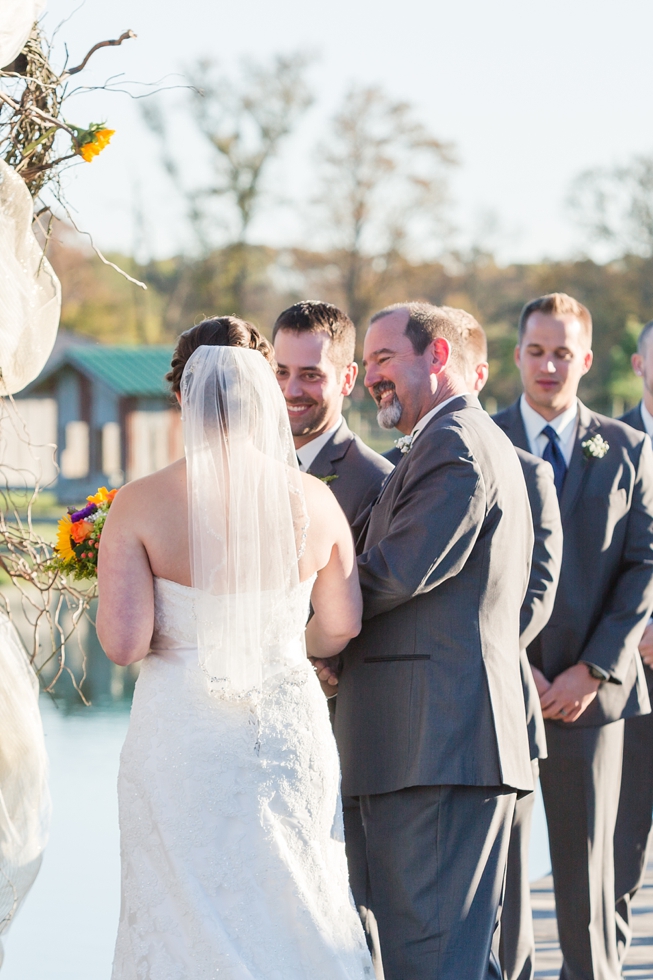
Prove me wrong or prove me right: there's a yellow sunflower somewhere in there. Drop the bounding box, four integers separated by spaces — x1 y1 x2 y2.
55 515 75 561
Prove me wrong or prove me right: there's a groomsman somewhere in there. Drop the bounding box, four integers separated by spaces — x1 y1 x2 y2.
448 307 562 980
614 317 653 965
494 292 653 980
318 302 534 980
273 300 392 978
273 300 392 524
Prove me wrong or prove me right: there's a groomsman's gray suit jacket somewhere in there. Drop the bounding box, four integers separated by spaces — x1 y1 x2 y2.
305 418 393 526
335 394 535 796
619 401 653 697
515 448 563 760
494 399 653 726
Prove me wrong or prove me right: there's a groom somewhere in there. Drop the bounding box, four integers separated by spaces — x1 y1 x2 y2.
322 302 534 980
273 300 393 525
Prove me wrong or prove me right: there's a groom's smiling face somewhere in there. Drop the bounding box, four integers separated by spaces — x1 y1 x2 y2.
274 329 356 447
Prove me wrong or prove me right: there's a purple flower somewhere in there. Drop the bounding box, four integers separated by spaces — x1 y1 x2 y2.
71 502 98 523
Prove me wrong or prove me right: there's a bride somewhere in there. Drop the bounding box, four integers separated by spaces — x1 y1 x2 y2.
96 317 373 980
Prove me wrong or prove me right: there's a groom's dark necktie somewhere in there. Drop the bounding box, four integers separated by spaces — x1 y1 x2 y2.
542 424 567 500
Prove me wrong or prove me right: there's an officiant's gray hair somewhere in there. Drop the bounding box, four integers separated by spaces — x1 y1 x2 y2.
370 302 465 374
440 306 487 365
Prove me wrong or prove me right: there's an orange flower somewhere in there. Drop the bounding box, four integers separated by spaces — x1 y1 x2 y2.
70 520 93 544
79 128 115 163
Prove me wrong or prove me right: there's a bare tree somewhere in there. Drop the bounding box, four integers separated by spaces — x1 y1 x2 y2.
145 53 312 314
315 85 456 331
569 155 653 258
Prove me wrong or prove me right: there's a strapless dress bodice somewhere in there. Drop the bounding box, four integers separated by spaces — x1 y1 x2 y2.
149 576 315 675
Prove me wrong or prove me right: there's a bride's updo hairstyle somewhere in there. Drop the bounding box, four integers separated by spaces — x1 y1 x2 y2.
166 316 274 395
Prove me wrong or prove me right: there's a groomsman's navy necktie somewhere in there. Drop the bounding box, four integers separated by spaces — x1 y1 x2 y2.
541 424 567 499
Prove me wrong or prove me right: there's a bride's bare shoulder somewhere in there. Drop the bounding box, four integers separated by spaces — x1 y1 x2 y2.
110 458 186 515
299 472 348 541
300 471 339 512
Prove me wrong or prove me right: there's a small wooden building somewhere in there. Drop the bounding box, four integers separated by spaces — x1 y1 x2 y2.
20 344 181 503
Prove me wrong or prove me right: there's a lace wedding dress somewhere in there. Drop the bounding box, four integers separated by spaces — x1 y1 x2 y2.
111 575 372 980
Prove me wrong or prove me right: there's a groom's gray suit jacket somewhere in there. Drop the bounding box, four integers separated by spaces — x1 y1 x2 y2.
335 394 535 797
494 399 653 725
305 418 393 527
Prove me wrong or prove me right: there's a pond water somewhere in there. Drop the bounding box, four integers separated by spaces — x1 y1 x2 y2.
2 671 551 979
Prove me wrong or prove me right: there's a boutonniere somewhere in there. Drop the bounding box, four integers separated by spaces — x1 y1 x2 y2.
395 434 415 455
318 474 338 485
582 434 610 459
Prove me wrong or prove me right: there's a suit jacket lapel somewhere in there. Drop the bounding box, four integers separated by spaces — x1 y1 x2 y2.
306 419 353 478
623 402 645 433
560 401 596 520
362 393 482 542
495 400 531 452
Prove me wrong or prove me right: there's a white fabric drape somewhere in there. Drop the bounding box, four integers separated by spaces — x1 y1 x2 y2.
0 611 50 965
0 160 61 395
181 345 310 699
0 0 46 69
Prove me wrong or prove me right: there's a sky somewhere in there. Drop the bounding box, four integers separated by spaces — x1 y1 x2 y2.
41 0 653 265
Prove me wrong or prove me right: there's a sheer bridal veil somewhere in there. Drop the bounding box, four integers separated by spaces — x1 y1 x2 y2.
181 345 310 698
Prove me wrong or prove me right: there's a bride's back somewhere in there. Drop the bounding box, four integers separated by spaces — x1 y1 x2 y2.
115 455 341 590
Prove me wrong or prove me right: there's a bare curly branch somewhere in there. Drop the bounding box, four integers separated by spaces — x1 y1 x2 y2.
62 30 137 79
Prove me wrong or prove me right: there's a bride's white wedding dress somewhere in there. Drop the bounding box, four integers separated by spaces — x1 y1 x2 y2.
112 575 372 980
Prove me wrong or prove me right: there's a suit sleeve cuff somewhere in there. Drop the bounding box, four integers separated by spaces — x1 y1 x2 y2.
581 661 620 684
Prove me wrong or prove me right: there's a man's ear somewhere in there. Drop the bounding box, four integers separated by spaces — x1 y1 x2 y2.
431 337 450 372
473 363 489 393
581 349 594 375
341 362 358 396
632 352 644 377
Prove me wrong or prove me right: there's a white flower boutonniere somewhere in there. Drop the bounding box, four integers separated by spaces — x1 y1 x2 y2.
395 434 415 455
582 434 610 459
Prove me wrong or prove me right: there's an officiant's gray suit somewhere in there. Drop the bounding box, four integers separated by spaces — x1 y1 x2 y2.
335 394 534 980
613 402 653 964
494 398 653 980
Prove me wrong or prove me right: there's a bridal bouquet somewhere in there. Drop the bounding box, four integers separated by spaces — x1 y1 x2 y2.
51 487 119 580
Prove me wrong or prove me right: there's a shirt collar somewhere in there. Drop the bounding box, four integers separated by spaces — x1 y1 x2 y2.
411 394 467 443
295 417 344 472
519 394 578 445
641 401 653 439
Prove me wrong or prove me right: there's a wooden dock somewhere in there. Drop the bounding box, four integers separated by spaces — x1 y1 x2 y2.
532 861 653 978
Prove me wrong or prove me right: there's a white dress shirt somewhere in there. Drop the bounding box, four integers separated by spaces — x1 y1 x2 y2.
410 394 466 446
295 417 343 472
640 401 653 440
519 394 579 466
